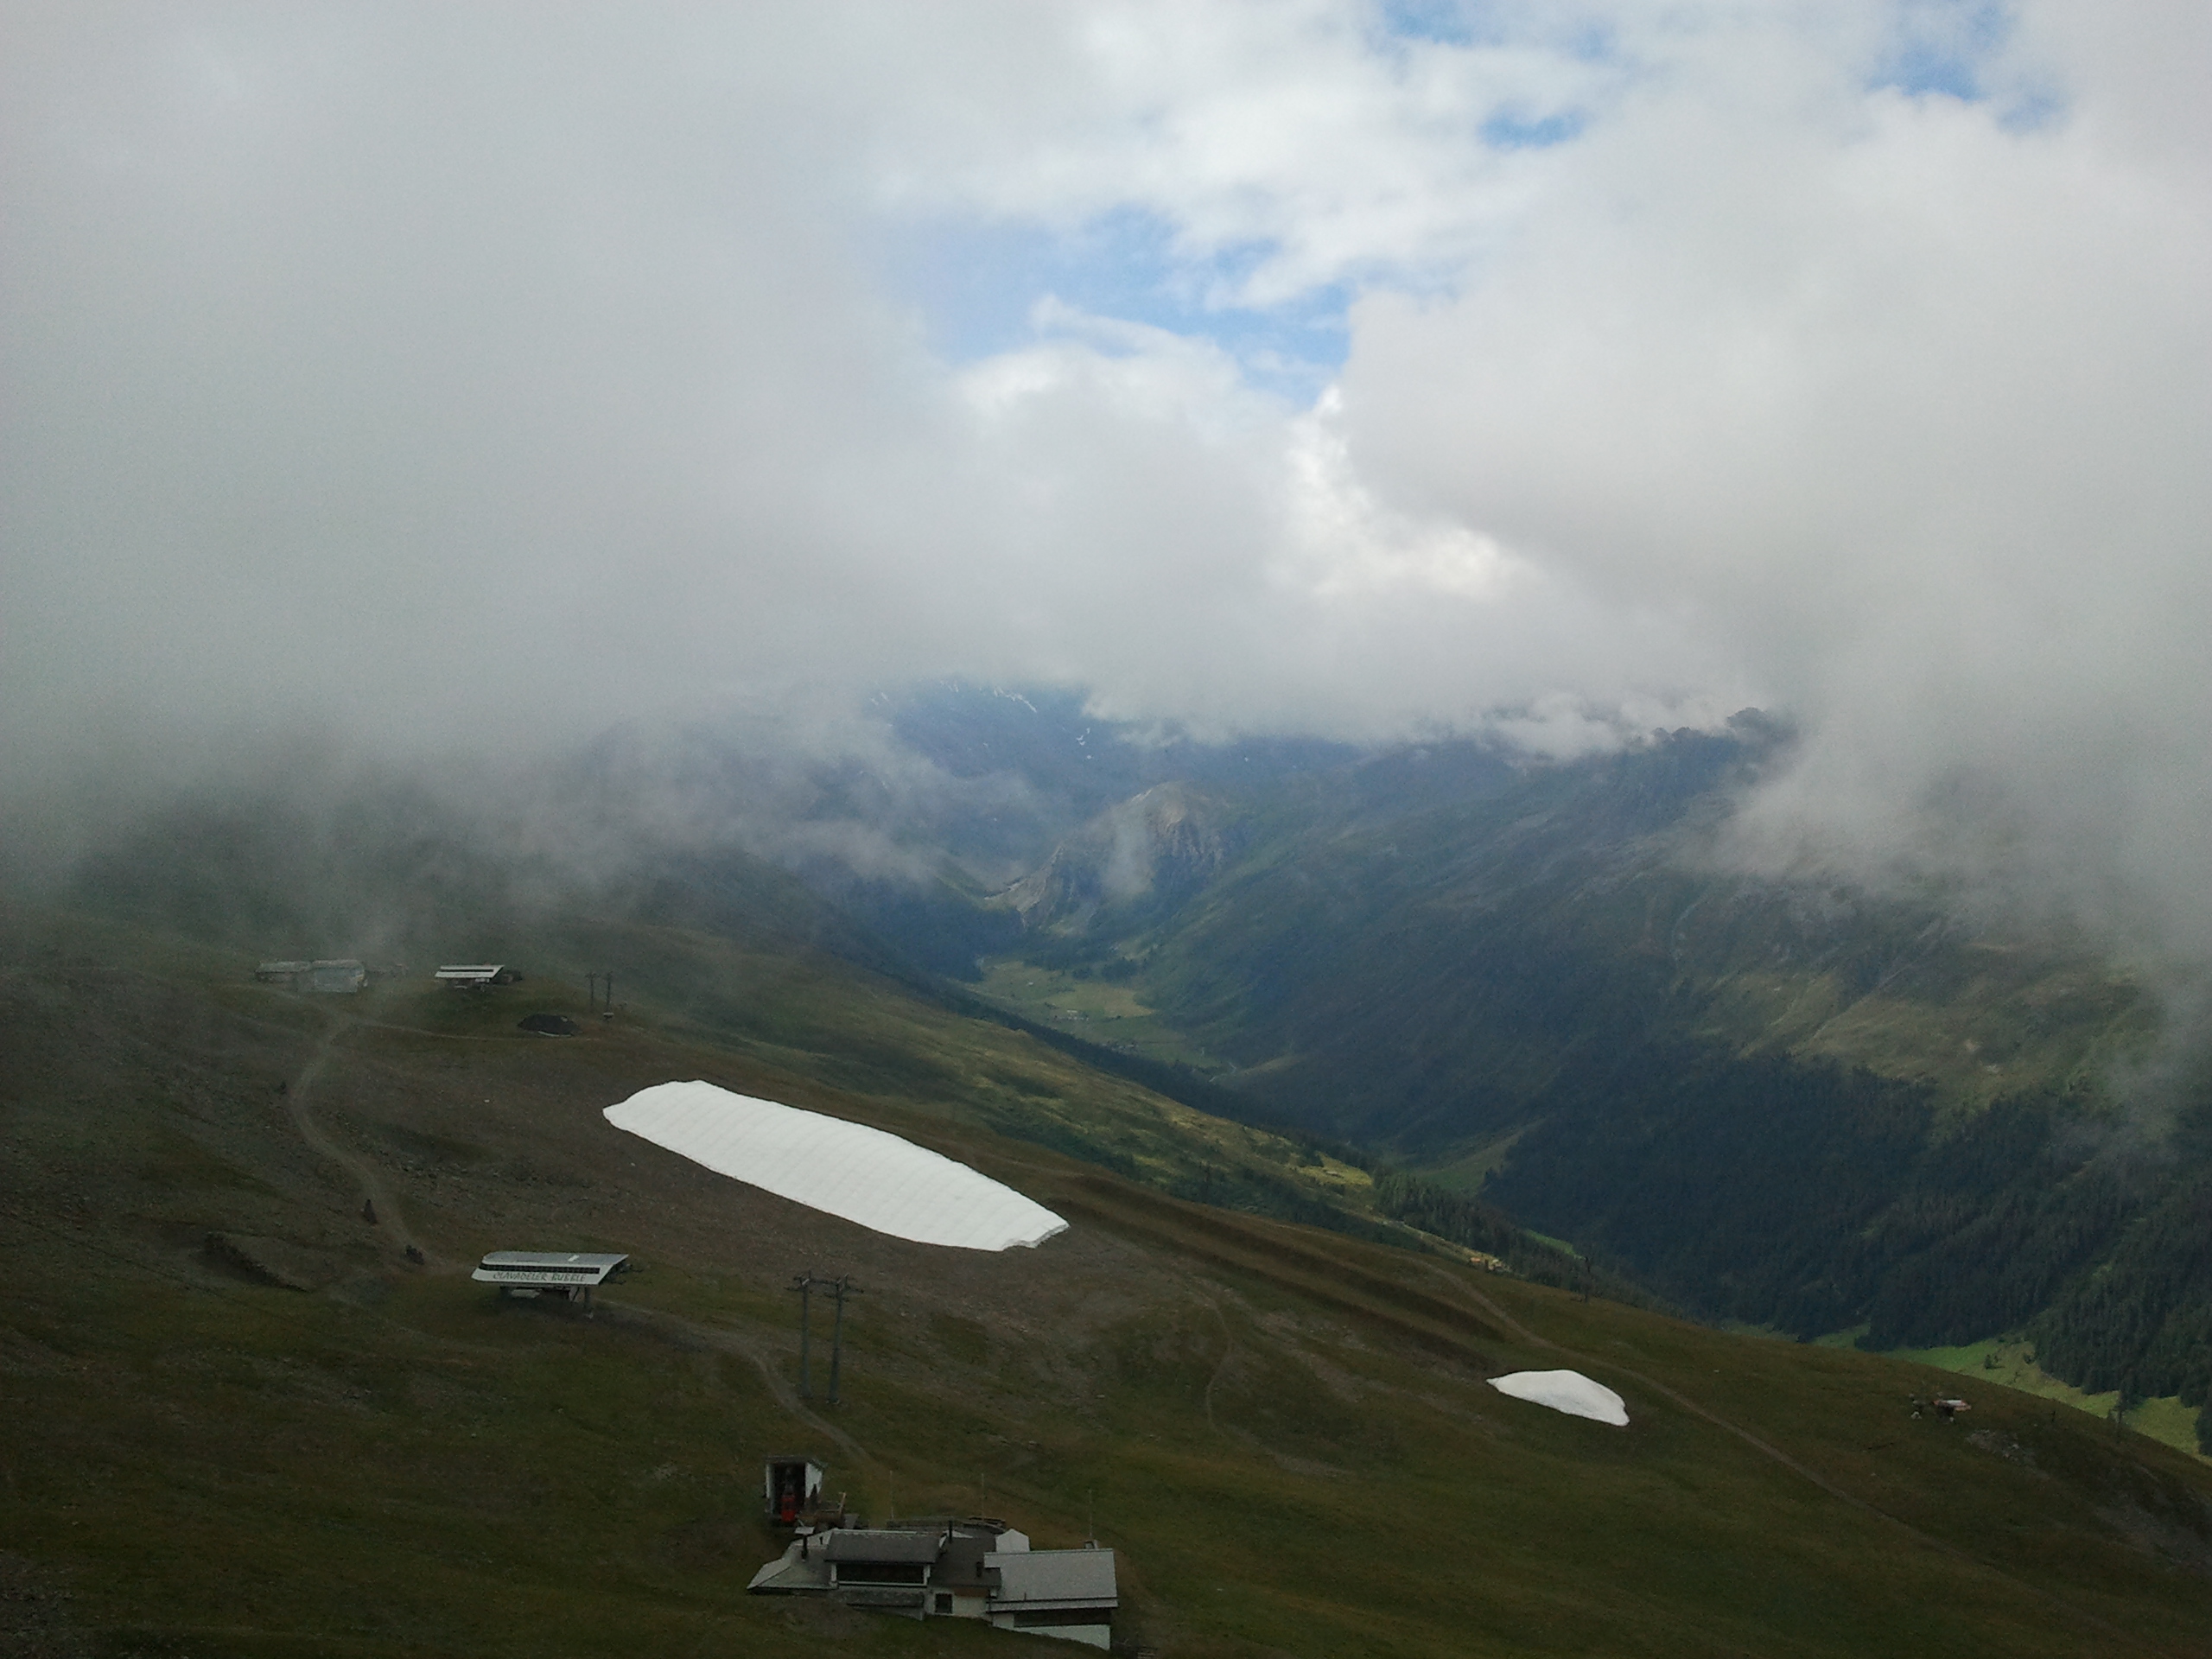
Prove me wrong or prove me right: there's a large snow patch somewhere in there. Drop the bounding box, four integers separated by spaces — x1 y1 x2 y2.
1487 1370 1630 1426
604 1081 1069 1251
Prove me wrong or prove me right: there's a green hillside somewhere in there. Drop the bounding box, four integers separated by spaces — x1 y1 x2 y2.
927 716 2211 1448
6 902 2212 1656
44 778 1600 1287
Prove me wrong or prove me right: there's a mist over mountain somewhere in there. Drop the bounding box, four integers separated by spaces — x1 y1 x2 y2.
38 676 2212 1452
10 10 2212 1645
8 0 2212 1471
8 3 2212 986
618 686 2212 1439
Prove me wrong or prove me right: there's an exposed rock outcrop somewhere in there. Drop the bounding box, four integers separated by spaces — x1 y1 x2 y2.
996 784 1237 931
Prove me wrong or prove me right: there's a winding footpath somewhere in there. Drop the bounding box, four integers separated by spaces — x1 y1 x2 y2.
282 1014 429 1262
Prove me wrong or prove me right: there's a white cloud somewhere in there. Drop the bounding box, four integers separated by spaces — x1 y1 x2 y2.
857 1 1617 304
1335 4 2212 947
3 2 2209 959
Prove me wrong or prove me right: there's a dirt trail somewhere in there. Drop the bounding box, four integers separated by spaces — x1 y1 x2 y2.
269 1014 2171 1650
283 1016 427 1262
601 1300 878 1478
1198 1298 1235 1436
1408 1259 2167 1655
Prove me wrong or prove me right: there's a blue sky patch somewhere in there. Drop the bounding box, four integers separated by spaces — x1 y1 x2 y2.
1878 39 1981 99
1376 0 1477 48
887 207 1352 402
1872 1 2011 101
1482 109 1586 149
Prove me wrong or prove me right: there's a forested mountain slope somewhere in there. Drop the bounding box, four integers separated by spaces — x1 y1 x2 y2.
891 698 2212 1450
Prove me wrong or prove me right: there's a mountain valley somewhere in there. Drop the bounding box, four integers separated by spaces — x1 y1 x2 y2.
10 684 2212 1653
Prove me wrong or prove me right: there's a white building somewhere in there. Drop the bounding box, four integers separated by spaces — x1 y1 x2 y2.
748 1516 1117 1649
255 959 365 993
471 1251 629 1308
435 963 513 988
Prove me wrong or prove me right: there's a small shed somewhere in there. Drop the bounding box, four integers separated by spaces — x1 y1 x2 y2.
471 1250 629 1307
764 1454 826 1527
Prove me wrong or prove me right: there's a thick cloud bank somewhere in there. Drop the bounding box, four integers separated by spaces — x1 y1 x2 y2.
4 3 2208 953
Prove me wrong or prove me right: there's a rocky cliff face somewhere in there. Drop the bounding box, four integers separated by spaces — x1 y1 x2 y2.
997 784 1236 932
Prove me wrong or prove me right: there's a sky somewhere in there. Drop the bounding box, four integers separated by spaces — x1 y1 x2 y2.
3 2 2209 952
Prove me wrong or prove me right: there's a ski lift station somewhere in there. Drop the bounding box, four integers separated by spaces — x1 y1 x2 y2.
471 1251 630 1307
748 1459 1119 1649
255 959 366 994
435 963 515 988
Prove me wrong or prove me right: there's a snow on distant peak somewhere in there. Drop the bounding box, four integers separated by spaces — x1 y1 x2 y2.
603 1081 1069 1251
1487 1370 1629 1426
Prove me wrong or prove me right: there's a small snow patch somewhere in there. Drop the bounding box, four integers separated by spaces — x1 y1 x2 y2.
1488 1370 1629 1426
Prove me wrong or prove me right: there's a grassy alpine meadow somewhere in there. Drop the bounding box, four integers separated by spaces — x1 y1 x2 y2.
4 904 2211 1656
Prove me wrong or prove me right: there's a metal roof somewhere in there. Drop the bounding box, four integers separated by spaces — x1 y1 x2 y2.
988 1548 1117 1604
747 1540 832 1594
435 963 505 980
823 1530 944 1565
472 1251 628 1286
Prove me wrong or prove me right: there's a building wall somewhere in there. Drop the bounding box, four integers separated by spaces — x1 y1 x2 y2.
989 1611 1110 1649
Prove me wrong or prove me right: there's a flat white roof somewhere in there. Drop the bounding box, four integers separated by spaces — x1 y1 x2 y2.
603 1081 1068 1252
473 1250 629 1286
988 1548 1117 1604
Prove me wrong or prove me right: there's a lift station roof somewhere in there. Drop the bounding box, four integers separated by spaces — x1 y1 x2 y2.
471 1251 630 1287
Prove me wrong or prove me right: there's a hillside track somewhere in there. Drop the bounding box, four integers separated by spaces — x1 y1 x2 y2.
1076 1182 2188 1658
1058 1177 1506 1356
1424 1253 2192 1656
1560 1348 2173 1656
599 1300 880 1477
10 912 2212 1658
1195 1295 1236 1437
281 1014 428 1262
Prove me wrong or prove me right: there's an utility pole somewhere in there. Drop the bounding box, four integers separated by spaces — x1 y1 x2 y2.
791 1273 862 1404
586 972 600 1014
790 1273 816 1400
